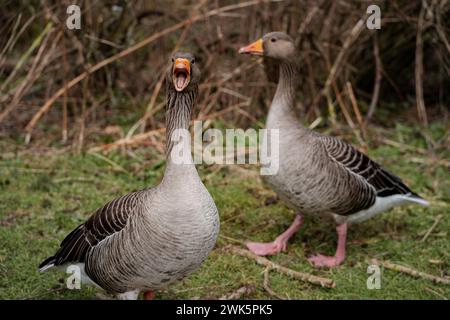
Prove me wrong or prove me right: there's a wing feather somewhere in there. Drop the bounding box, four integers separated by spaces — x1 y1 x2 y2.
39 190 145 270
321 136 418 198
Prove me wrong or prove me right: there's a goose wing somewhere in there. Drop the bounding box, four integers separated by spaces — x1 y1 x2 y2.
39 190 146 270
321 136 417 198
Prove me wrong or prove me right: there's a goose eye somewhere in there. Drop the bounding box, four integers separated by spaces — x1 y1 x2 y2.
191 58 195 64
271 38 277 43
171 58 174 63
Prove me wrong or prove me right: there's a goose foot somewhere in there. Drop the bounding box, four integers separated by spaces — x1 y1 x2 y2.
308 223 347 268
246 215 303 256
144 290 155 300
307 254 343 268
246 239 287 256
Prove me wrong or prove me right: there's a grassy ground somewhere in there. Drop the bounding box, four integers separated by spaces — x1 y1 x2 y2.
0 122 448 300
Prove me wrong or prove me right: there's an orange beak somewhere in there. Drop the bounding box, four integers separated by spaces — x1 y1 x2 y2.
238 38 263 55
172 58 191 92
172 58 190 76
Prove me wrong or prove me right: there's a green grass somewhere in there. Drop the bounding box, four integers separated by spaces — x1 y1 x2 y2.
0 123 448 300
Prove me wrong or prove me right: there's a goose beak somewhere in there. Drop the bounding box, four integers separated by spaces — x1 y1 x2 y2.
238 38 263 55
172 58 191 92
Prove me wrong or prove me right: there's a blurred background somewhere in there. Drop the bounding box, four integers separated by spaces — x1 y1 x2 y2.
0 0 448 152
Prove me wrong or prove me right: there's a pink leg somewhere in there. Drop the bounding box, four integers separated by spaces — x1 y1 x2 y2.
308 223 347 268
246 215 303 256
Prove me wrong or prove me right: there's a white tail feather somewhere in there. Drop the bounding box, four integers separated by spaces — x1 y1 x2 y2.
347 193 429 224
39 263 54 272
403 195 429 206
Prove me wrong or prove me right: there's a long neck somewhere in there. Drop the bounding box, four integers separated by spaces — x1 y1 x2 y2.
165 87 196 156
266 60 302 129
163 86 198 182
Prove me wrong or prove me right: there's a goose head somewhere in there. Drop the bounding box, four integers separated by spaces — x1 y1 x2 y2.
167 52 200 92
238 32 296 61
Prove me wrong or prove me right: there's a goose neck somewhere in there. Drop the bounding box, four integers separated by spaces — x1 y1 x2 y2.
267 61 301 129
163 88 198 182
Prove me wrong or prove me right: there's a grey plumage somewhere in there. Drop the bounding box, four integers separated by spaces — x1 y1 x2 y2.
240 32 428 266
39 52 219 296
263 58 427 224
265 62 428 222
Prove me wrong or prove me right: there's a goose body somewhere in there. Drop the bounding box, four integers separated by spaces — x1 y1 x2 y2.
264 93 427 224
240 33 428 267
39 53 220 298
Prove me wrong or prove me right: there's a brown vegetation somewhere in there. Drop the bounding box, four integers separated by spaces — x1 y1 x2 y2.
0 0 448 151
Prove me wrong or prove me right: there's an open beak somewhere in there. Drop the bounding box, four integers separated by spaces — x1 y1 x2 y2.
238 38 263 56
172 58 191 92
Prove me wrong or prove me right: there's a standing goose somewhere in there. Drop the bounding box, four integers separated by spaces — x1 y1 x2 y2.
239 32 428 267
39 52 220 298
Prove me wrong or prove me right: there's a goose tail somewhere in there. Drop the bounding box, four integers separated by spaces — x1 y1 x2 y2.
38 256 56 272
404 193 429 206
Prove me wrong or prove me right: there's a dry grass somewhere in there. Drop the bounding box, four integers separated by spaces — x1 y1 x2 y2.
0 1 448 150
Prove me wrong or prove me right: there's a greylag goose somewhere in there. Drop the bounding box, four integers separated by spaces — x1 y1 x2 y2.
239 32 428 267
39 52 220 298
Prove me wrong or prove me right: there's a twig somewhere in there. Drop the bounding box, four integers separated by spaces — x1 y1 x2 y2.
295 6 320 47
434 18 450 56
308 117 322 129
321 18 365 97
89 128 165 152
218 285 255 300
24 0 280 140
227 245 335 288
346 82 367 141
369 258 450 285
420 214 443 242
409 157 450 167
379 138 427 155
84 34 123 49
0 22 53 93
332 83 365 147
263 267 286 300
424 286 448 300
219 235 247 245
90 99 253 153
415 1 428 128
87 151 129 173
365 33 382 123
0 25 56 123
0 13 23 70
61 35 68 143
75 71 89 153
313 18 365 126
